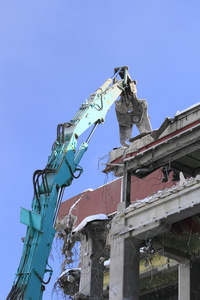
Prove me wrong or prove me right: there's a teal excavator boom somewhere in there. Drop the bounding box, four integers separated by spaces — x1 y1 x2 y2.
7 67 151 300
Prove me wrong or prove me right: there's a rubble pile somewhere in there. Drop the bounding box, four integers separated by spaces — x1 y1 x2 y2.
55 269 81 297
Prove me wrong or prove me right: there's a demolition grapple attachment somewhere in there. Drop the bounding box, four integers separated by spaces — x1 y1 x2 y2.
114 67 152 146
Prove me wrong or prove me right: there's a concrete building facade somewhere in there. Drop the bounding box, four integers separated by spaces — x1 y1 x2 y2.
56 103 200 299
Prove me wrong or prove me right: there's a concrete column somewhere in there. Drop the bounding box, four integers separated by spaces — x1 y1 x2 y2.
179 259 200 300
178 260 190 300
79 235 94 296
121 170 131 208
190 259 200 300
79 225 107 299
109 235 140 300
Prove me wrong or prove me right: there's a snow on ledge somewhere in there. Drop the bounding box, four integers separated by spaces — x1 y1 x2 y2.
59 268 81 278
72 214 108 233
175 102 200 116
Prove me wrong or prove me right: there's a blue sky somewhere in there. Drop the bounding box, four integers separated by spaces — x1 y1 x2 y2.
1 1 200 299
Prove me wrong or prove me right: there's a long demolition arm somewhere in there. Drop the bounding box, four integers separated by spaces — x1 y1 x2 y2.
7 67 151 300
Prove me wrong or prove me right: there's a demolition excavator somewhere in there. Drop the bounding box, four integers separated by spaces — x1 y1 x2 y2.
7 66 152 300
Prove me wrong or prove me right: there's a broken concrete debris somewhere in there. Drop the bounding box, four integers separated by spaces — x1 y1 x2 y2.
55 269 81 297
55 214 111 298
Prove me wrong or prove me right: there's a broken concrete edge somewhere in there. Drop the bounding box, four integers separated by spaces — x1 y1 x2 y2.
114 175 200 218
55 214 111 273
114 174 200 219
124 174 200 214
104 102 200 174
55 214 110 241
57 177 122 228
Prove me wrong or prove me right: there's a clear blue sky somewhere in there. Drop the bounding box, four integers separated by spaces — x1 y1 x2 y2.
1 1 200 299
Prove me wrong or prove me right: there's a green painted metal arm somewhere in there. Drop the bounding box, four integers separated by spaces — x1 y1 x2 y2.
7 67 133 300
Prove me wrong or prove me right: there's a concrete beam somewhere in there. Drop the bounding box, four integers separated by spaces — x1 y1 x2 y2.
113 123 200 177
112 177 200 240
106 104 200 178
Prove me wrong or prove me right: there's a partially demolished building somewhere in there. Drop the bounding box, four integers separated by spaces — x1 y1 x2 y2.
56 103 200 300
